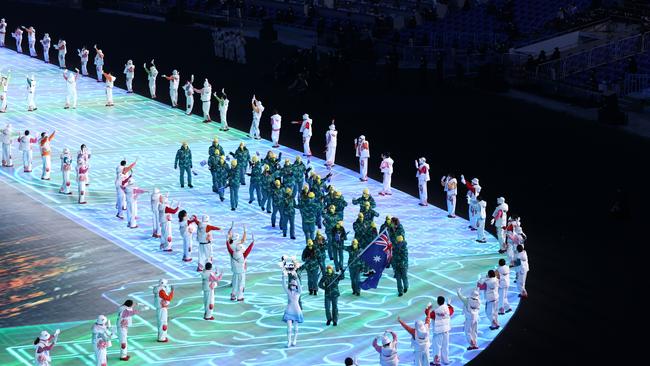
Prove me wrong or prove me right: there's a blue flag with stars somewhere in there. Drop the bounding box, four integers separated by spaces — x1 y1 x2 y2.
359 230 393 290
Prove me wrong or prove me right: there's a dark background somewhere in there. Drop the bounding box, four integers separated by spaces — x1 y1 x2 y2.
2 2 645 364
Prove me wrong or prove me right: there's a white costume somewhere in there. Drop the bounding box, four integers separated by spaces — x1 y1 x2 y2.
355 135 370 181
196 215 220 271
492 197 509 251
34 329 60 366
26 74 36 111
115 163 132 218
201 266 222 320
227 235 254 301
476 200 487 242
94 48 104 82
479 276 499 329
506 218 526 264
150 188 161 238
441 175 457 217
457 288 481 349
77 158 89 204
91 315 113 366
282 274 303 347
250 99 264 138
217 91 229 129
399 314 431 366
461 176 482 229
123 60 135 92
123 174 141 229
431 302 453 365
379 156 394 195
40 33 51 62
56 40 66 68
199 79 212 122
164 70 180 107
0 19 6 47
325 122 337 166
416 158 430 205
159 197 179 251
25 27 36 57
183 77 195 115
145 62 158 98
497 264 511 314
180 215 197 262
116 304 137 360
18 132 37 172
1 123 13 167
104 73 115 106
153 279 174 342
78 47 89 75
77 146 91 186
12 28 22 53
63 70 78 109
39 131 55 180
0 73 8 112
299 114 312 156
373 331 399 366
59 148 73 194
516 249 529 298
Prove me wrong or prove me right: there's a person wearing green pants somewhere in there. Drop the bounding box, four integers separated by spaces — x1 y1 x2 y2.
297 192 317 242
174 142 193 188
331 220 347 272
322 205 338 260
232 142 250 185
301 239 320 295
318 265 343 326
214 155 228 201
344 239 363 296
226 159 241 210
392 235 409 296
248 155 262 205
271 179 283 227
280 188 296 239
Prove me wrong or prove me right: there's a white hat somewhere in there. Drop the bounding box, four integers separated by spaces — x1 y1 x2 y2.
415 320 427 338
203 79 210 87
202 215 210 222
381 334 391 346
159 278 168 287
172 70 178 75
359 135 365 140
30 74 35 80
329 123 335 130
419 157 426 163
39 331 51 341
232 233 240 242
497 197 505 205
302 113 309 120
479 200 487 208
96 315 107 325
44 33 49 37
471 178 479 185
153 187 160 194
63 147 70 154
471 288 480 299
127 59 133 64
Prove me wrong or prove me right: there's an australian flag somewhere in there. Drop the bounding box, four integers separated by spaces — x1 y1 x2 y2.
359 229 393 290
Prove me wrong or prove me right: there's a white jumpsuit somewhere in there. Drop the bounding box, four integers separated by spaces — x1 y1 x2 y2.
18 135 37 172
160 203 179 251
479 277 499 328
431 304 452 365
64 71 78 108
492 202 509 251
34 337 56 366
0 20 6 47
270 113 281 146
153 285 174 342
116 305 137 359
442 177 457 217
0 76 8 112
77 162 89 204
459 289 480 348
105 75 115 105
476 201 487 241
180 218 195 262
167 74 179 106
183 82 194 114
39 133 55 180
59 153 72 194
416 162 430 205
40 36 50 62
57 41 66 68
325 127 337 165
13 29 22 53
379 157 394 195
218 98 229 128
147 67 158 98
26 78 36 111
1 125 13 166
200 84 212 121
151 191 161 237
202 269 221 319
94 53 104 82
299 118 312 155
228 241 254 301
355 139 370 180
497 264 511 313
516 250 529 297
115 165 127 217
196 221 220 271
124 179 139 228
250 103 264 138
78 49 88 75
123 64 135 92
91 323 112 366
27 29 36 57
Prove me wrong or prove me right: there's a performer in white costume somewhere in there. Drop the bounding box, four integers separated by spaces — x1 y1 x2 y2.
77 46 89 75
116 300 139 361
59 148 73 195
0 71 9 113
0 19 6 47
162 69 180 107
40 33 51 63
195 215 221 271
497 258 512 315
515 244 529 298
379 152 394 196
281 267 303 347
457 287 481 350
354 135 369 181
460 175 482 230
150 188 161 238
12 27 22 53
214 88 229 130
227 225 254 301
26 74 37 111
325 120 337 166
77 144 91 186
1 123 14 166
123 60 135 93
269 110 282 147
182 75 195 115
77 157 89 204
103 72 116 106
91 315 113 366
415 158 430 206
478 270 500 330
426 297 454 366
159 196 180 252
441 173 457 218
55 39 66 68
143 60 158 98
476 199 488 243
38 130 56 180
63 69 79 109
18 130 37 172
250 95 264 138
397 308 432 366
122 173 146 229
115 159 136 219
372 330 399 366
201 262 223 320
93 45 104 82
194 79 212 122
21 26 36 57
491 197 509 253
33 329 60 366
153 279 174 342
289 113 312 156
178 210 197 262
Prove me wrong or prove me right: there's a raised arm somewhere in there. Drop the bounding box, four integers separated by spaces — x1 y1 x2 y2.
398 317 415 338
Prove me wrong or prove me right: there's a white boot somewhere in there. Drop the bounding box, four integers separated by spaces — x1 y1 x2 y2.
286 321 292 348
291 324 298 347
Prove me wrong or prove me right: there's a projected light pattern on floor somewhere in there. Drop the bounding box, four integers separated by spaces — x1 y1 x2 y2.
0 48 519 365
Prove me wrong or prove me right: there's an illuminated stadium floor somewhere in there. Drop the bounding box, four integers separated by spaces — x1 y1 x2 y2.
0 48 519 365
